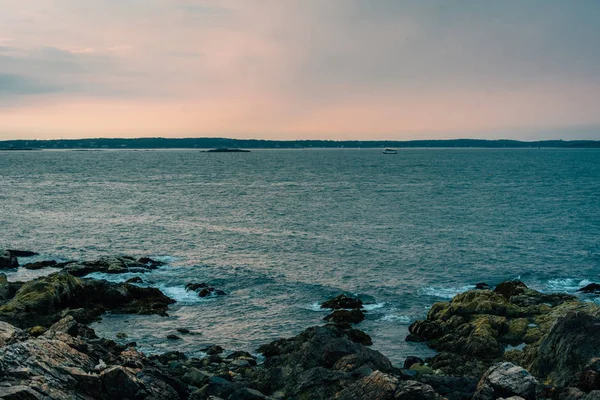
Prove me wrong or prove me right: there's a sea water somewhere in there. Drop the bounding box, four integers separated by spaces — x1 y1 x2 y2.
1 148 599 364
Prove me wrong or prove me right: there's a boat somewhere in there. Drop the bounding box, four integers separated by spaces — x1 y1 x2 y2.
382 148 398 154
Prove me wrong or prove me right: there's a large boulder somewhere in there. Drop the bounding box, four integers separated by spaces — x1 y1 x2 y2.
321 294 364 310
246 324 394 398
0 320 187 399
0 272 174 328
0 251 18 269
406 280 585 376
529 311 600 388
472 362 538 400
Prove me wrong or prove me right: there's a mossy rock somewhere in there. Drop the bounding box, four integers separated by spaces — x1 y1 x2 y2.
501 318 529 344
409 363 434 375
27 325 47 337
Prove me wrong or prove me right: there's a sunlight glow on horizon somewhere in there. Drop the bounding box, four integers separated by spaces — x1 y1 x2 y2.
1 1 600 140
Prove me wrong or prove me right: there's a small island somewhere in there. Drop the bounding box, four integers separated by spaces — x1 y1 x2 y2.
207 148 251 153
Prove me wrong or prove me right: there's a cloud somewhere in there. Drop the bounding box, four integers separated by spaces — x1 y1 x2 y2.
0 0 599 139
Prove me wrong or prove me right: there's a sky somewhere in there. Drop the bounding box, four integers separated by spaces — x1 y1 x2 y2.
1 0 600 141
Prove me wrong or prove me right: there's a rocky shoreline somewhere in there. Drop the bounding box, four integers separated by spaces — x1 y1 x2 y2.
1 250 600 399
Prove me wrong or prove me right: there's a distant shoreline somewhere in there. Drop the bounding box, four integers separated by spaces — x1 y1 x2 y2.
0 138 599 150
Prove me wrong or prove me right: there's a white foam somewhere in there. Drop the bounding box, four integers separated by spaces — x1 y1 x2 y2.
363 302 385 311
304 302 328 312
84 272 132 282
543 278 593 293
421 285 474 299
158 286 204 305
380 314 411 323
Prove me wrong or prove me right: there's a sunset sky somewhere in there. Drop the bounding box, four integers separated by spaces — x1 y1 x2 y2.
1 1 599 140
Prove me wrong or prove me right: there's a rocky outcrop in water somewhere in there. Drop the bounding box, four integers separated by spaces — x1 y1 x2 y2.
62 256 162 277
4 252 600 399
0 271 175 328
0 251 18 269
23 260 59 270
406 280 600 399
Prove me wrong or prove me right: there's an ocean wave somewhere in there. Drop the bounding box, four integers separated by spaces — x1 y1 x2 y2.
156 285 207 305
420 285 474 299
363 302 385 311
542 278 593 293
303 301 385 312
380 314 411 323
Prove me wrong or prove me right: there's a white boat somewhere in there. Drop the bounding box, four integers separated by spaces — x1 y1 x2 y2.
382 148 398 154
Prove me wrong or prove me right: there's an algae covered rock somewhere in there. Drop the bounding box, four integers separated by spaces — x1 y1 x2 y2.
407 280 594 377
0 271 174 328
529 311 600 388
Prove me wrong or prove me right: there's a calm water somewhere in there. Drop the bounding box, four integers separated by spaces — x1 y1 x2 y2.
1 148 599 364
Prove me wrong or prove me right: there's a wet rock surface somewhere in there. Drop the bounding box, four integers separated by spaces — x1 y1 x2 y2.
2 253 600 399
0 251 18 269
62 255 162 277
0 271 175 328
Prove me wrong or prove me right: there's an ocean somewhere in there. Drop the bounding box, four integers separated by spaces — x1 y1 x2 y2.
1 148 599 364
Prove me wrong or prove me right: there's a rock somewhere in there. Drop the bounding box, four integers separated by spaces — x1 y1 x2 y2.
177 328 190 334
183 367 212 387
0 251 18 269
530 311 600 388
230 388 266 400
580 358 600 392
138 257 165 268
324 309 366 324
0 385 42 399
203 345 224 355
403 356 424 370
345 328 372 346
249 324 394 398
5 250 38 257
475 283 492 290
409 363 434 376
321 294 364 310
0 272 175 328
22 260 58 270
62 255 155 277
0 321 23 347
0 273 22 304
406 280 589 376
199 287 227 297
27 325 46 337
125 276 143 283
494 280 528 300
116 331 128 339
336 370 399 400
186 282 209 291
418 374 479 400
167 334 181 340
395 380 444 400
473 362 538 400
577 283 600 294
45 315 97 339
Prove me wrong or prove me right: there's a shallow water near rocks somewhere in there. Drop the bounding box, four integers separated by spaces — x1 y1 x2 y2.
1 148 599 365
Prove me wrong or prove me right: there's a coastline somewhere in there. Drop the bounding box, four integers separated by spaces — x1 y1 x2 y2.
1 250 600 399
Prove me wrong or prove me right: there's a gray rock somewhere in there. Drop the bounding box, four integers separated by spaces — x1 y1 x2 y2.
530 312 600 387
394 380 444 400
473 362 537 400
